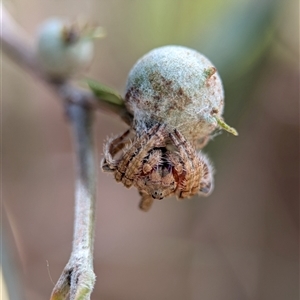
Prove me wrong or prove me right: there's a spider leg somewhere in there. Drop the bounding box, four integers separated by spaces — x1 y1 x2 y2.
166 152 184 182
142 149 162 174
139 191 154 212
121 124 167 187
101 129 131 172
197 154 214 196
185 151 214 196
114 126 154 182
169 129 201 199
114 124 164 184
165 152 188 197
160 167 177 198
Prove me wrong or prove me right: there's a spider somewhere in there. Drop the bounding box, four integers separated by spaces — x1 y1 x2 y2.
101 124 214 211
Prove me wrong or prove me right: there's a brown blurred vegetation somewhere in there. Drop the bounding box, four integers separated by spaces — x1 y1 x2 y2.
2 0 299 299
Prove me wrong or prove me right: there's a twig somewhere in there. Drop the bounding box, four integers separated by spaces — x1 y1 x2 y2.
1 6 122 299
51 104 96 300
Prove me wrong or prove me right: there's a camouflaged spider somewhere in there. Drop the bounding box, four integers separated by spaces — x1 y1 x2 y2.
101 124 214 211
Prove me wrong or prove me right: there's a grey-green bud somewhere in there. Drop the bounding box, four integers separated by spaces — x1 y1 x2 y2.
36 18 95 78
125 45 237 143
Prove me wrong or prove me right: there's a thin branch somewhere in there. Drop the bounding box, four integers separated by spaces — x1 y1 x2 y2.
1 6 120 300
51 105 96 300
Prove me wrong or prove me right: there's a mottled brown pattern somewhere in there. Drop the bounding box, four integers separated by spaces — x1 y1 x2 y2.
101 124 213 211
147 72 192 113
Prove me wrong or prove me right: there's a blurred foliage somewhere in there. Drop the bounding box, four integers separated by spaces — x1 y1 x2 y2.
122 0 280 78
193 0 280 79
105 0 281 70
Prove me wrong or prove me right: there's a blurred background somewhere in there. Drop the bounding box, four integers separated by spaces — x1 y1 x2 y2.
2 0 299 299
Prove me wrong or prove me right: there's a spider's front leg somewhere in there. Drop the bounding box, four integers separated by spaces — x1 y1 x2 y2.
114 124 166 187
114 127 154 183
139 191 154 212
101 129 131 172
169 129 198 198
197 154 214 196
121 124 167 187
142 149 162 174
169 129 214 198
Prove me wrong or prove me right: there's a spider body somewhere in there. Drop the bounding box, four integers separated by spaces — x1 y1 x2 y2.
102 124 213 211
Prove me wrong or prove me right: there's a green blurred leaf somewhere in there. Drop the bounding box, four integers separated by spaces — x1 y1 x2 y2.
192 0 280 80
86 78 124 106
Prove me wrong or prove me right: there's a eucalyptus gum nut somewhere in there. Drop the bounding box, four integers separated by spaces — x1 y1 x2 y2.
37 18 94 78
125 46 225 142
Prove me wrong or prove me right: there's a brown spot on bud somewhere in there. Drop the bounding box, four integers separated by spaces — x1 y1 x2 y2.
204 67 217 80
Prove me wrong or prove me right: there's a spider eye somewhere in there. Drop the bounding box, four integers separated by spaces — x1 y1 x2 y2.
152 191 163 200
